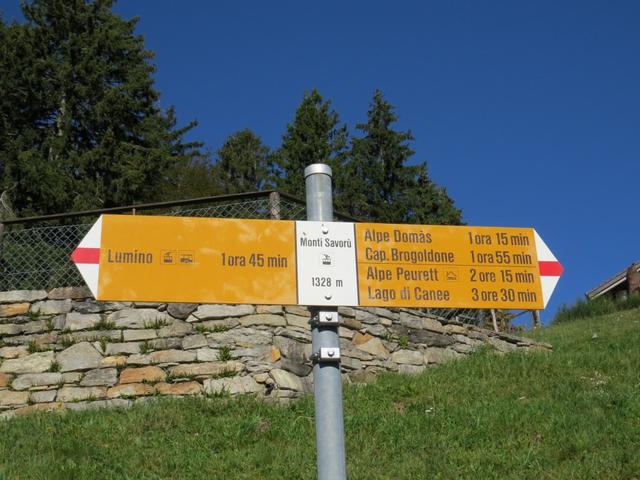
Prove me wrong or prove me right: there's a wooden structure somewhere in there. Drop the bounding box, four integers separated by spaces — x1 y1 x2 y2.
586 262 640 301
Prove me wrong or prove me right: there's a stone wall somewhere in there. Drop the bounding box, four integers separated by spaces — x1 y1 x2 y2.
0 287 550 419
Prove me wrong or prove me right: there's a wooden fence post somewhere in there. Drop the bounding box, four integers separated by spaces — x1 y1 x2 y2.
269 192 281 220
490 309 499 333
531 310 541 329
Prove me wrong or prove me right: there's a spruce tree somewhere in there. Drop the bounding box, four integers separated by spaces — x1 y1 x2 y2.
213 129 271 194
273 89 347 199
0 0 204 216
342 90 461 224
403 162 462 225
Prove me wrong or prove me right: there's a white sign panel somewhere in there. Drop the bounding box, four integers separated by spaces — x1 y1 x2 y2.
295 221 358 306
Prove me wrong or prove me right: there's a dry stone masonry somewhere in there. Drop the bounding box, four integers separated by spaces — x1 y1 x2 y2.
0 287 550 419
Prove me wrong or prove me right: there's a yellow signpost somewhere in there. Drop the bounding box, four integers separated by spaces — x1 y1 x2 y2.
76 215 298 304
355 223 545 309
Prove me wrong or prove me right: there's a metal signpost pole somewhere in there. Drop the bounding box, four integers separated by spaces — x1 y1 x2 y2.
305 164 348 480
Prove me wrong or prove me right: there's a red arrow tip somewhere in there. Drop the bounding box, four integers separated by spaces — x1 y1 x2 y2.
539 260 563 277
71 247 101 264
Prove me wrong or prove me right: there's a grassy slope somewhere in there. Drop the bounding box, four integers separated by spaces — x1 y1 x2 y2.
1 310 639 479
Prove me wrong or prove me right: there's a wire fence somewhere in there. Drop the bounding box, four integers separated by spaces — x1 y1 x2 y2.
0 190 527 328
0 191 308 293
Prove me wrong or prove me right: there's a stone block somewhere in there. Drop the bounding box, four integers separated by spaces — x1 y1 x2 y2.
421 317 445 333
58 342 103 372
0 373 13 387
57 386 107 402
284 306 309 317
21 320 50 334
0 323 22 335
182 334 208 350
157 319 193 338
31 299 72 315
64 312 101 331
155 381 202 396
192 304 255 320
273 327 310 342
0 346 28 359
126 354 151 365
391 349 424 365
48 287 92 300
107 383 155 398
354 337 390 359
14 402 64 415
399 312 423 329
105 342 140 355
342 318 363 330
361 323 387 337
0 390 30 406
204 376 262 396
195 348 219 362
256 305 283 314
488 337 517 353
166 303 198 320
73 300 131 314
424 348 459 364
253 373 270 383
149 338 182 350
168 361 242 378
408 329 454 347
285 314 309 329
341 356 363 371
337 306 357 318
12 373 62 390
371 307 397 320
70 330 121 343
107 309 171 329
29 390 58 403
62 372 83 383
239 314 286 328
0 290 47 304
150 349 196 364
270 369 304 391
122 329 158 342
80 368 118 386
0 351 54 374
352 332 373 346
280 358 312 377
119 366 166 384
0 303 30 318
444 324 467 334
208 328 272 347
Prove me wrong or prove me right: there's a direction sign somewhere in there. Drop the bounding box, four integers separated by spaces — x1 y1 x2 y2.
72 215 297 304
354 223 562 309
72 215 563 309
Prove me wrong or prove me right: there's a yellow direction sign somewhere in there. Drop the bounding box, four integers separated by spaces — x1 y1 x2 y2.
354 223 562 309
72 216 563 309
71 215 297 304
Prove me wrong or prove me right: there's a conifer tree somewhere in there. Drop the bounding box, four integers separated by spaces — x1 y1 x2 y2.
273 89 347 199
342 90 461 224
0 0 204 215
213 129 271 194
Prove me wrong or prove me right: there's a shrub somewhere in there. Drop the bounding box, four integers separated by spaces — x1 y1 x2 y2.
553 293 640 324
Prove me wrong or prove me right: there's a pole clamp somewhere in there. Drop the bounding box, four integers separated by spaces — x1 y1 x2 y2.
310 310 340 327
311 347 341 364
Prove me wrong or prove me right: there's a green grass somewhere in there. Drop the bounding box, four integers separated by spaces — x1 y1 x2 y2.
1 310 639 479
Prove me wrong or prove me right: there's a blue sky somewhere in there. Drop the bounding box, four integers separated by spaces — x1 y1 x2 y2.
2 1 639 324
